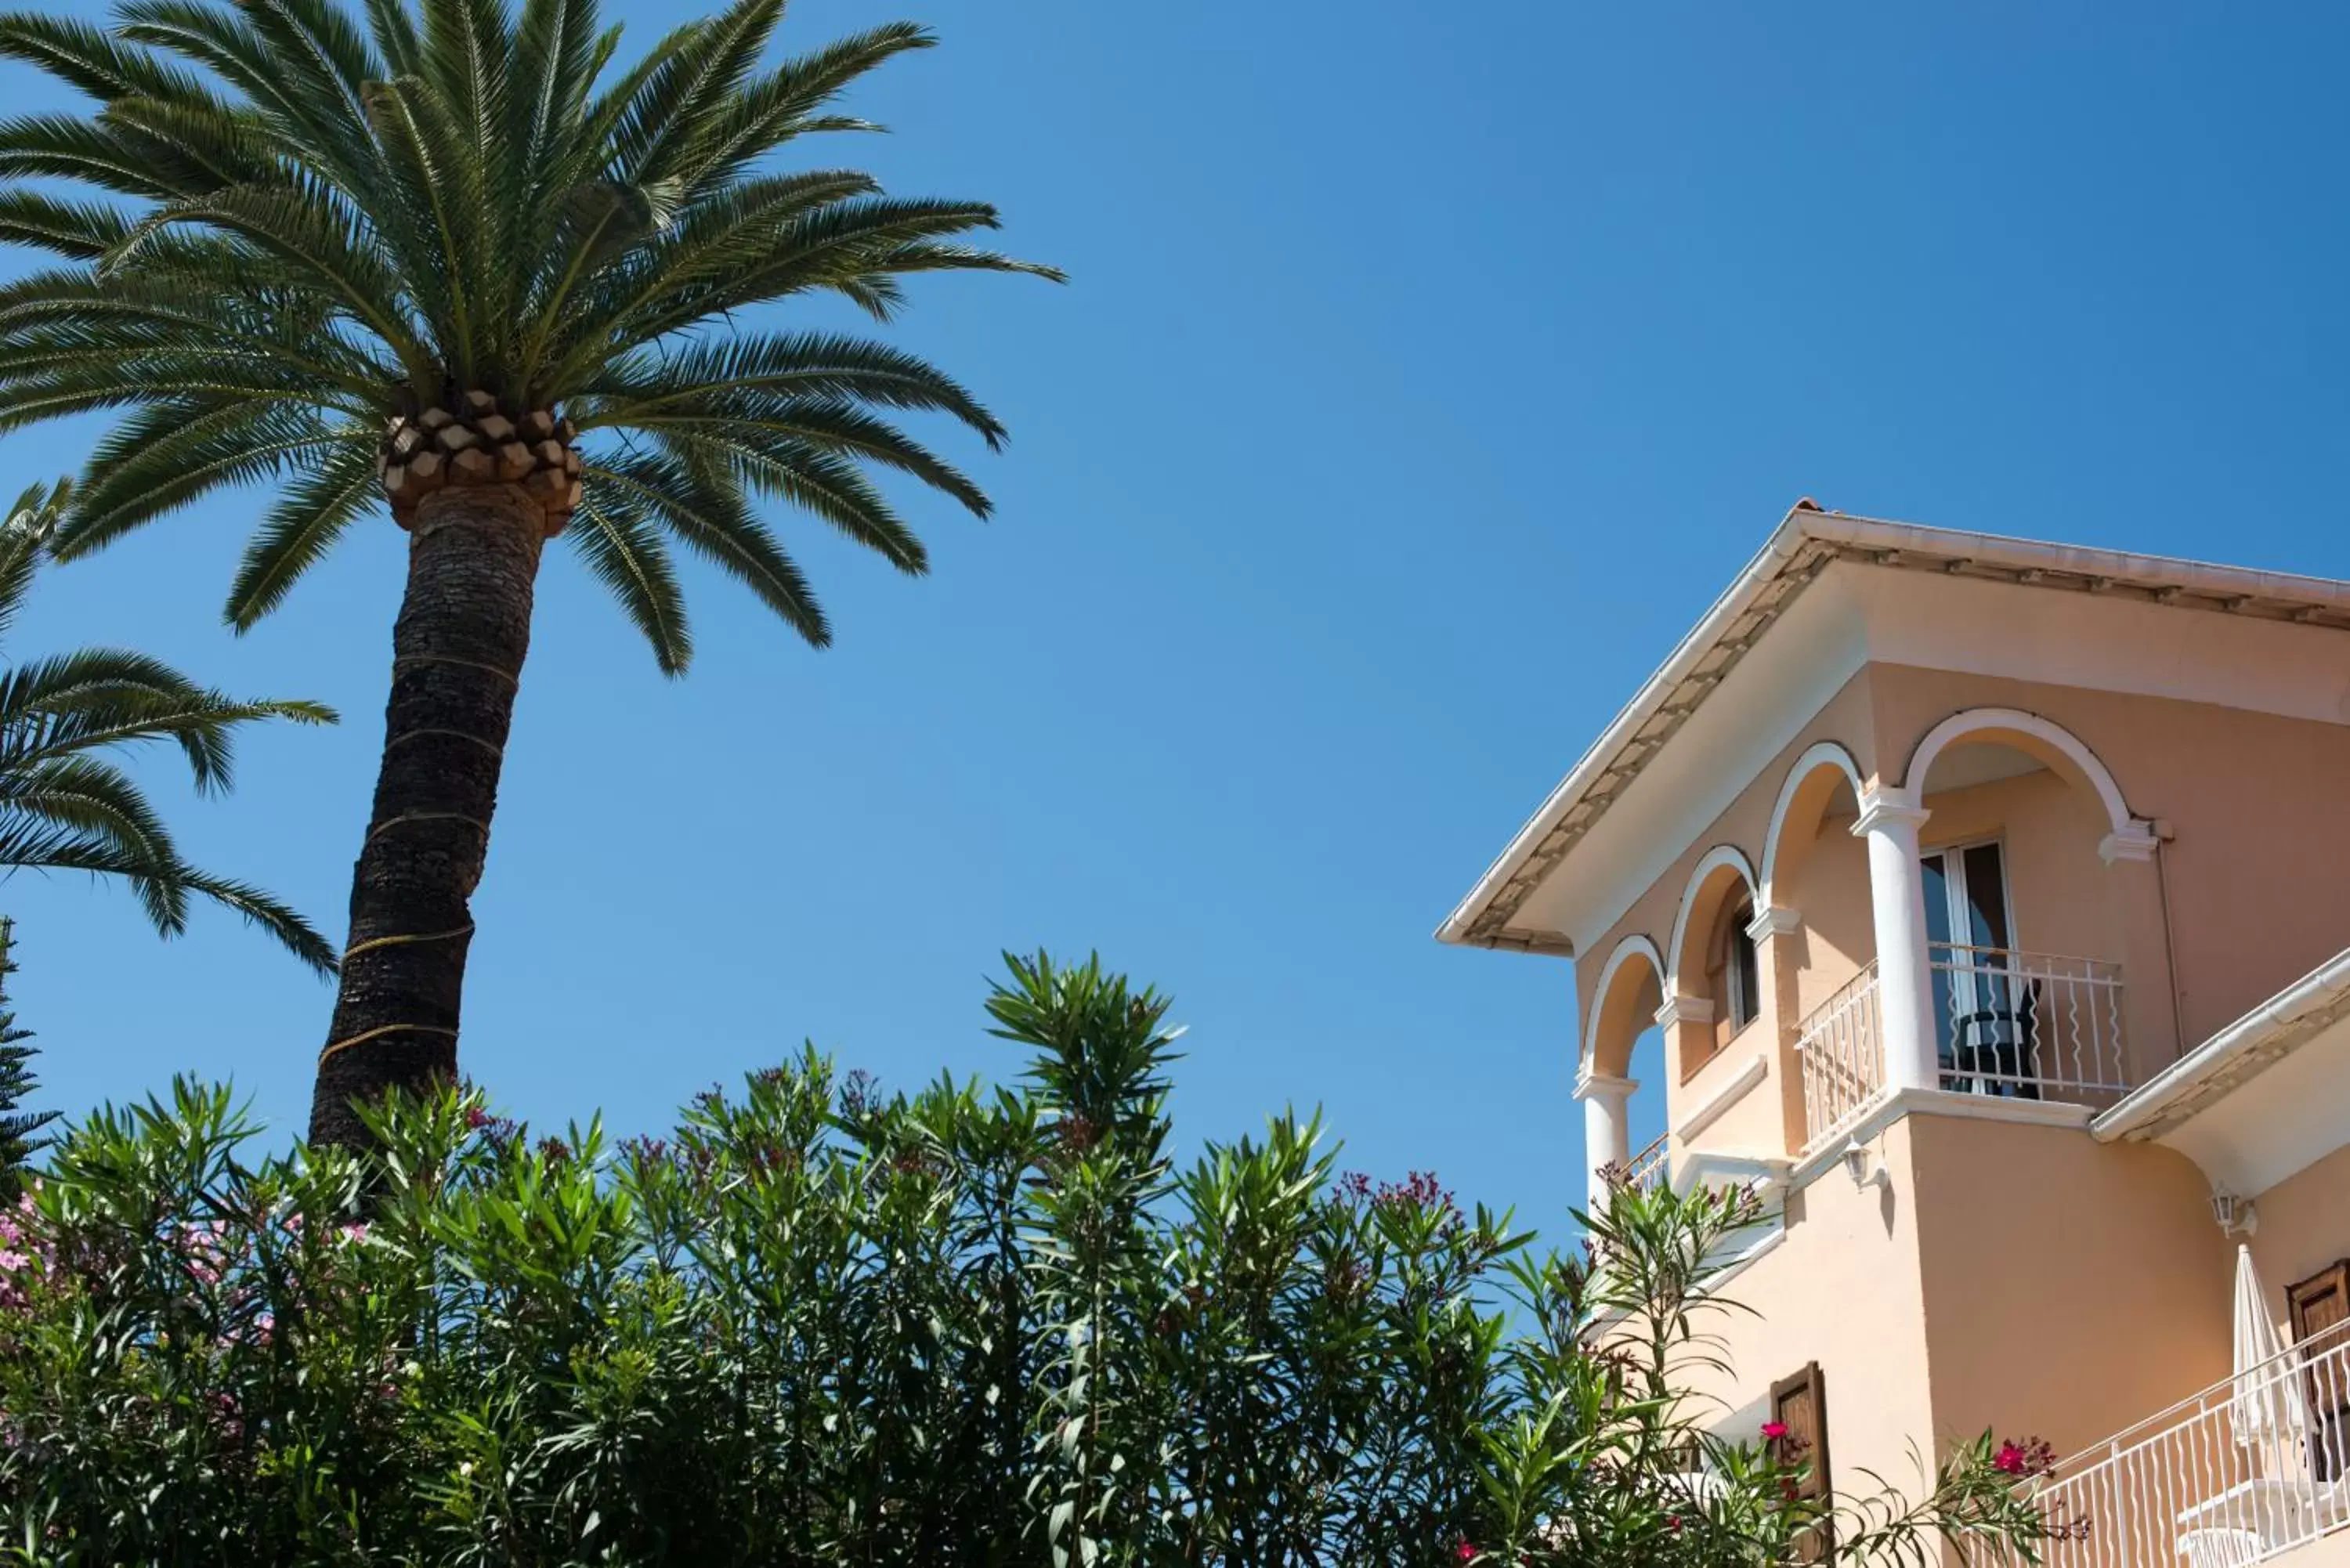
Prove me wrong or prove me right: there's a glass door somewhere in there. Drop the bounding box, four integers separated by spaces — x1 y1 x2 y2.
1921 842 2034 1095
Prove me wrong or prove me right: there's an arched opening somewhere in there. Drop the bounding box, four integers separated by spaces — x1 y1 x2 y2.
1761 742 1866 912
1667 846 1762 1075
1899 710 2155 1101
1581 936 1668 1204
1584 936 1663 1083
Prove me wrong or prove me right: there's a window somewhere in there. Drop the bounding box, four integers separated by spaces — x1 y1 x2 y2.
1920 841 2032 1093
1921 841 2012 956
1707 898 1760 1043
1726 900 1759 1031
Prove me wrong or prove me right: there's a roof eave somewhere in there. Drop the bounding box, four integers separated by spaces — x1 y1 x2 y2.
1439 508 2350 955
2092 947 2350 1143
1434 504 1818 951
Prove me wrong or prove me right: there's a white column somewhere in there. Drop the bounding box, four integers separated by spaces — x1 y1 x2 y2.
1574 1068 1635 1211
1852 786 1938 1096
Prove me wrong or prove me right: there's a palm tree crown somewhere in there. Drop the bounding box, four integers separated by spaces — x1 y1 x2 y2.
0 481 336 971
0 0 1054 1145
0 0 1051 666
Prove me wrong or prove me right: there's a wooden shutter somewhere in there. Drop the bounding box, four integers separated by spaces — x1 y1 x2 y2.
2288 1262 2350 1483
1771 1362 1834 1559
1770 1361 1831 1498
2290 1261 2350 1349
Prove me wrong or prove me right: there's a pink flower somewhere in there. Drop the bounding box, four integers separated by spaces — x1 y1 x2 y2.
1762 1421 1789 1441
1456 1543 1477 1563
0 1250 26 1274
1994 1441 2026 1475
337 1222 368 1245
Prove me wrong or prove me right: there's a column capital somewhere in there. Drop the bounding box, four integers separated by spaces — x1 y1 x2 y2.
1746 905 1803 941
1573 1068 1636 1103
1852 787 1931 837
2099 822 2160 864
1654 994 1715 1031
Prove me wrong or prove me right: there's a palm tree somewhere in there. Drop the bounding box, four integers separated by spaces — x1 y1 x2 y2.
0 481 337 972
0 0 1055 1147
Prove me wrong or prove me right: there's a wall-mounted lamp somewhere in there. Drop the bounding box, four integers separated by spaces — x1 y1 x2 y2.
1842 1139 1890 1193
2210 1191 2258 1237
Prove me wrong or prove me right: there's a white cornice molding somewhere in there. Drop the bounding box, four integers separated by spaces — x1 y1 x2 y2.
1850 788 1930 837
1746 905 1803 941
1676 1054 1769 1143
1572 1069 1636 1104
1787 1087 2093 1193
2099 827 2160 865
1671 1148 1795 1201
1654 995 1716 1031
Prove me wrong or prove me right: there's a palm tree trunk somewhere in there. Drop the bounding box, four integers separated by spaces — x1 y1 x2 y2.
309 484 547 1150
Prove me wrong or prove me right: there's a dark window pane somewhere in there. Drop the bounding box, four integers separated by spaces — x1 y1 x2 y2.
1961 842 2012 952
1731 904 1759 1028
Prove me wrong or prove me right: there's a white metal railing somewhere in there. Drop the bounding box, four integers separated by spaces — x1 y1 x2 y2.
1628 1132 1668 1193
1930 944 2131 1104
2034 1325 2350 1568
1797 962 1885 1153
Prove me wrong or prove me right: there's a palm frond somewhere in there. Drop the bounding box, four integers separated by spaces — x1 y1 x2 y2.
0 479 67 644
0 649 334 793
589 447 827 646
54 402 356 559
583 331 1006 447
169 865 338 974
0 818 335 974
226 439 381 628
566 484 693 674
0 816 182 934
0 10 210 103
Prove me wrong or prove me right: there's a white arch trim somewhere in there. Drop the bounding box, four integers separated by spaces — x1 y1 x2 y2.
1581 933 1666 1072
1758 740 1866 907
1897 707 2155 860
1664 844 1760 999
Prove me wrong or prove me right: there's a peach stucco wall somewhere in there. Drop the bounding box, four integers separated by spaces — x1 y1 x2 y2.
1686 1118 1940 1496
1700 1118 2231 1498
2251 1142 2350 1328
1869 665 2350 1052
1905 1115 2233 1462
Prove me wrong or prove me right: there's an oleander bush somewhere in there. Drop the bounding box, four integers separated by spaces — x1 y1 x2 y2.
0 954 2061 1566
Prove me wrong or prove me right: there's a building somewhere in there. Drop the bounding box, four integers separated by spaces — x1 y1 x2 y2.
1441 502 2350 1568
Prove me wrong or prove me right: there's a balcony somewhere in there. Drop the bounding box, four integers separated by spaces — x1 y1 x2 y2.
1795 945 2136 1154
1628 1131 1668 1193
1929 944 2131 1104
1798 961 1885 1152
2036 1327 2350 1568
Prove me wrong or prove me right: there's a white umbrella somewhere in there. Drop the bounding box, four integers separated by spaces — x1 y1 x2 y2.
2231 1244 2308 1452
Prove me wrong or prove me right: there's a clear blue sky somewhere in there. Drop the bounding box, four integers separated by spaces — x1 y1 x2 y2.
5 2 2346 1236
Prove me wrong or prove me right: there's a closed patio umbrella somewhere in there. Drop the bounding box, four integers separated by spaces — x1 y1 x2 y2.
2232 1244 2308 1453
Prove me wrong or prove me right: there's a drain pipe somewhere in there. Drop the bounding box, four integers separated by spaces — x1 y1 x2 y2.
2150 819 2186 1062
